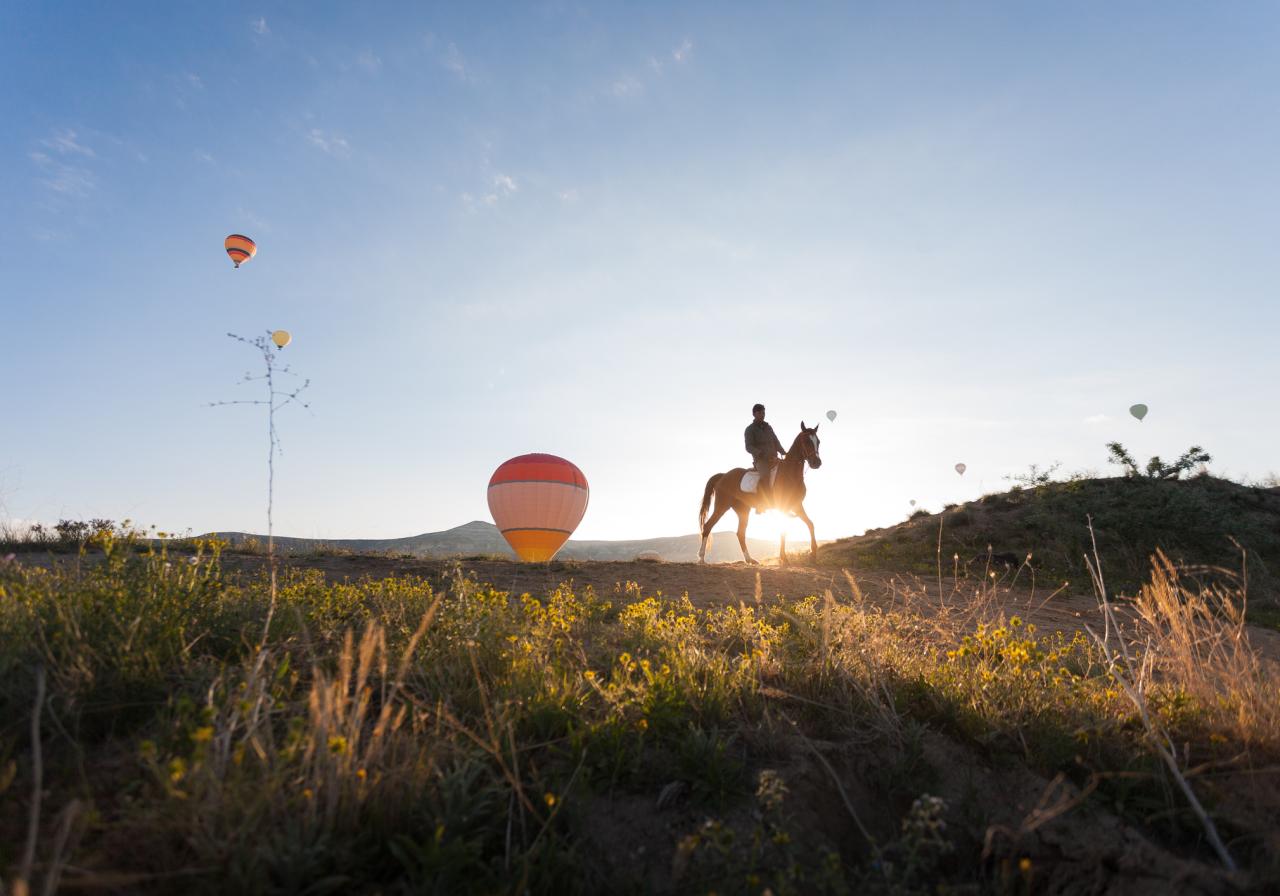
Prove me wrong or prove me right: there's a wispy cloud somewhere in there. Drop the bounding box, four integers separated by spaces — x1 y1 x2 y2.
250 16 269 35
41 129 94 157
1084 413 1111 424
558 188 580 203
356 50 381 72
461 173 519 211
440 42 472 82
236 207 271 233
493 173 517 196
194 150 216 165
30 152 95 196
30 129 97 198
605 38 694 100
610 75 643 98
185 72 204 90
306 128 351 157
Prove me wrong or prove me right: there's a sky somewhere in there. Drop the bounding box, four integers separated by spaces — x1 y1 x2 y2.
2 2 1278 544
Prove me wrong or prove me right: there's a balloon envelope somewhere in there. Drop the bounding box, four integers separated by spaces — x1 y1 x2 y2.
826 410 837 422
955 463 967 476
909 499 917 507
224 234 256 267
1129 403 1148 421
488 454 589 562
271 330 291 349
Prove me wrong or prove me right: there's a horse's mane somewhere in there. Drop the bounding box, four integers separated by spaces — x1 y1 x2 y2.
785 426 815 458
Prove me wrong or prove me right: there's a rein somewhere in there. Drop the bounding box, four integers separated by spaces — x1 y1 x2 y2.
777 435 810 487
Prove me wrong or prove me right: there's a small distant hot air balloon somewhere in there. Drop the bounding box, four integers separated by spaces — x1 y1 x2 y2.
826 410 837 422
909 499 917 507
955 463 967 476
271 330 291 349
488 454 589 562
1129 403 1148 422
224 234 257 268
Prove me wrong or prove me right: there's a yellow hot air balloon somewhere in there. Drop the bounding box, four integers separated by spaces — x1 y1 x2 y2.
272 330 291 349
487 454 589 562
225 234 257 267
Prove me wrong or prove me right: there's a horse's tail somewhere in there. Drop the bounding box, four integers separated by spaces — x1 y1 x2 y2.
699 474 722 531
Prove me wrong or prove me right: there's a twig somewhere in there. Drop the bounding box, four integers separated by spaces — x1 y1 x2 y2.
780 709 878 852
18 665 47 892
936 515 945 606
40 799 85 896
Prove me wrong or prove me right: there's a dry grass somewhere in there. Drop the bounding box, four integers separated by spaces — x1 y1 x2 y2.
1 534 1277 892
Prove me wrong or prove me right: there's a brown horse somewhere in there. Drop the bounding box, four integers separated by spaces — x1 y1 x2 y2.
698 423 822 565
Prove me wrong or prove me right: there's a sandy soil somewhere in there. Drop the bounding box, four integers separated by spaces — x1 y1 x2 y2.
216 553 1113 634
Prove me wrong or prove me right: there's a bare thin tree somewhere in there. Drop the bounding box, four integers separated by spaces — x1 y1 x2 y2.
211 331 310 644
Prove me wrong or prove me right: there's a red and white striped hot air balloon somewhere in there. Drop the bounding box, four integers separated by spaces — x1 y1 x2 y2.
487 454 589 562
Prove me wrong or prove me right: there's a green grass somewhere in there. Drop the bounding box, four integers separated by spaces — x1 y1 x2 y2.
1 534 1277 892
820 475 1280 599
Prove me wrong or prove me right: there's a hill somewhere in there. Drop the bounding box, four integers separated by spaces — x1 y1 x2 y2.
206 520 781 564
819 475 1280 598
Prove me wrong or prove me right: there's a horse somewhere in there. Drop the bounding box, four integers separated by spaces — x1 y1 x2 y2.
697 422 822 565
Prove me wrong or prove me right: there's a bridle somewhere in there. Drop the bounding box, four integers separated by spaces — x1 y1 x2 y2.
785 426 822 470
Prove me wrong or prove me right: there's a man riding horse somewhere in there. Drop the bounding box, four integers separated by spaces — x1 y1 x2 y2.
744 403 786 510
699 411 823 565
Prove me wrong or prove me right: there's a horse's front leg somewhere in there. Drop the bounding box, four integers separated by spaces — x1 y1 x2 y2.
779 533 787 567
735 506 757 565
796 506 817 562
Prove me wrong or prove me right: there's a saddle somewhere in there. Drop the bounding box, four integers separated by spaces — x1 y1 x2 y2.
739 467 778 494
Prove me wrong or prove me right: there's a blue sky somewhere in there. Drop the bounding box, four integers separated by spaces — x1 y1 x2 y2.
2 2 1278 543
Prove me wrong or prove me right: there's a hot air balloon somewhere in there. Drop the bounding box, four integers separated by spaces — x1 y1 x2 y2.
826 410 837 422
271 330 291 349
225 234 256 268
955 463 967 476
1129 403 1148 422
487 454 589 562
909 499 917 507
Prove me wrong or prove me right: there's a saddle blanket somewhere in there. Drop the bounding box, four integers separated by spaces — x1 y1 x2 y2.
739 468 778 494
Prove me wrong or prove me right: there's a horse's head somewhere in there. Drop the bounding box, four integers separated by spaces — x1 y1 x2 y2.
792 422 822 469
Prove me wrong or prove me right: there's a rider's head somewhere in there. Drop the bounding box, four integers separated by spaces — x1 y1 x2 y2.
752 403 765 421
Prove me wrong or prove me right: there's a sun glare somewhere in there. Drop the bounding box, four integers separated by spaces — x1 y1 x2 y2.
733 510 810 545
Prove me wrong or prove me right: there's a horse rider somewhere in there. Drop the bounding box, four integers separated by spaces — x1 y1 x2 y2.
744 403 786 510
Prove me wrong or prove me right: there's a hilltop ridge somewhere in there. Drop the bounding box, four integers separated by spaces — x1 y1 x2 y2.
819 475 1280 598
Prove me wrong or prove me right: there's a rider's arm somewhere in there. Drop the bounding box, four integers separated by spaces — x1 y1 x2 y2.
771 428 786 456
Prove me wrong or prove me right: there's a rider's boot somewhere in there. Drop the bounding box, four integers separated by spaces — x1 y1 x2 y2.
755 470 771 514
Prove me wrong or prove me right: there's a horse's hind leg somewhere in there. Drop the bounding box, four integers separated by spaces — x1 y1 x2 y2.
735 505 757 565
699 499 730 564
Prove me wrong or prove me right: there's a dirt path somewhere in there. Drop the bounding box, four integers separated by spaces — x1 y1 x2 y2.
219 552 1110 635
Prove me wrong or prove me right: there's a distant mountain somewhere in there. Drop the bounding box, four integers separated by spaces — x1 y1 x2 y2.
204 520 781 563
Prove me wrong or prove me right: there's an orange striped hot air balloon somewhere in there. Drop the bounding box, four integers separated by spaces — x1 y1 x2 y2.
224 234 257 267
487 454 589 562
